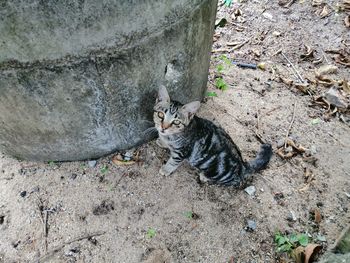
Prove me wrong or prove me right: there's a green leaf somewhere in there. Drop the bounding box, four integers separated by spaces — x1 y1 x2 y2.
311 118 320 125
316 235 327 242
146 228 156 238
184 211 193 219
297 234 309 246
277 236 287 246
206 91 218 97
48 161 55 166
278 243 292 253
216 64 224 72
215 77 227 90
219 54 231 65
100 166 108 173
290 233 299 244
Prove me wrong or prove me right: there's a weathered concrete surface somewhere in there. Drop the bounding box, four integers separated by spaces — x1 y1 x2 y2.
0 0 218 161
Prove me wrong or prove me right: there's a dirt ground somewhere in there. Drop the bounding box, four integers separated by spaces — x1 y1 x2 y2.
1 1 350 263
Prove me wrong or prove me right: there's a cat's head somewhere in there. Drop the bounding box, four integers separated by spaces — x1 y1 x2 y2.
153 86 200 135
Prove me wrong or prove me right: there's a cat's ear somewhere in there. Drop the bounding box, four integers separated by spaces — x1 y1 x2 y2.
157 85 170 103
181 101 201 119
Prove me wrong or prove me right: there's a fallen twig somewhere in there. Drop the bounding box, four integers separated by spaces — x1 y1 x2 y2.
280 51 305 83
44 211 49 252
230 38 250 50
34 194 48 254
284 101 297 148
35 231 106 263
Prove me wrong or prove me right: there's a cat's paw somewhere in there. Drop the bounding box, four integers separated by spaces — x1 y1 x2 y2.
156 138 168 149
199 172 210 183
159 166 172 176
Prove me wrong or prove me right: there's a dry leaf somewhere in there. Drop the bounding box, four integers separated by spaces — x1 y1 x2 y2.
280 76 294 85
335 54 350 67
300 45 315 60
304 244 322 263
112 157 135 166
345 15 350 28
342 79 350 94
315 65 338 76
343 0 350 11
314 208 322 224
320 5 331 18
291 246 305 263
312 0 324 6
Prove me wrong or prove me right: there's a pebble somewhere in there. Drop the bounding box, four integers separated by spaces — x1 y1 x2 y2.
70 173 78 180
262 12 276 22
287 210 297 222
88 160 97 168
31 186 40 193
244 186 256 196
285 146 293 153
276 139 285 148
246 220 257 231
20 191 27 198
310 145 317 155
289 13 301 22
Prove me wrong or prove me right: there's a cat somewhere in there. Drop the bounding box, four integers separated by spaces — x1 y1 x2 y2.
153 86 273 187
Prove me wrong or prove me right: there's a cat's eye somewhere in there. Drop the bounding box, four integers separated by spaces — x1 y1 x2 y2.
173 120 181 125
157 112 164 119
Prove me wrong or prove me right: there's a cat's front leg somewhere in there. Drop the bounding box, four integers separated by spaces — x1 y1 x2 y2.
159 154 183 176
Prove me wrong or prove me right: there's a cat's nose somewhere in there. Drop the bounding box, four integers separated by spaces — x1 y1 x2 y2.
161 122 171 130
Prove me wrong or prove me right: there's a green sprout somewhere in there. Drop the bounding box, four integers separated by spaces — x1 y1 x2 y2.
100 166 108 174
215 77 227 90
146 228 156 238
274 232 309 253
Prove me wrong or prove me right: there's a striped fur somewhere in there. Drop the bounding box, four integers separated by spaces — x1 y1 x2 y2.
154 86 273 187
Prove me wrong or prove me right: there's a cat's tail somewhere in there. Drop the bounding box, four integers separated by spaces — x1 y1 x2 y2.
245 144 273 173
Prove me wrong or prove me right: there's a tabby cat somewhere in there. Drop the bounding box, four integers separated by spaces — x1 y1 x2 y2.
153 86 273 187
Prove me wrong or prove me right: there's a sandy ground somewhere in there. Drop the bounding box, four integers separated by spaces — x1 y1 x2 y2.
1 1 350 262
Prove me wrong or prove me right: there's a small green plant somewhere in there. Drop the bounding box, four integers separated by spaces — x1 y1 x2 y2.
216 64 224 72
100 166 108 174
215 77 227 90
146 228 156 238
218 54 231 65
184 211 193 219
206 91 218 97
48 161 56 166
274 232 309 253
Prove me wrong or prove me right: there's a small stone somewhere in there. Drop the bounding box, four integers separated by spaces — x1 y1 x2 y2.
70 173 78 180
262 12 276 22
276 139 285 148
285 146 294 153
272 31 281 37
244 186 256 196
20 191 27 198
290 13 300 22
88 160 97 168
310 145 317 155
31 186 40 193
246 220 257 231
324 88 348 109
287 210 297 222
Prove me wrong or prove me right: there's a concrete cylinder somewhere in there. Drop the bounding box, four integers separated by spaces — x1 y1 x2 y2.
0 0 218 161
